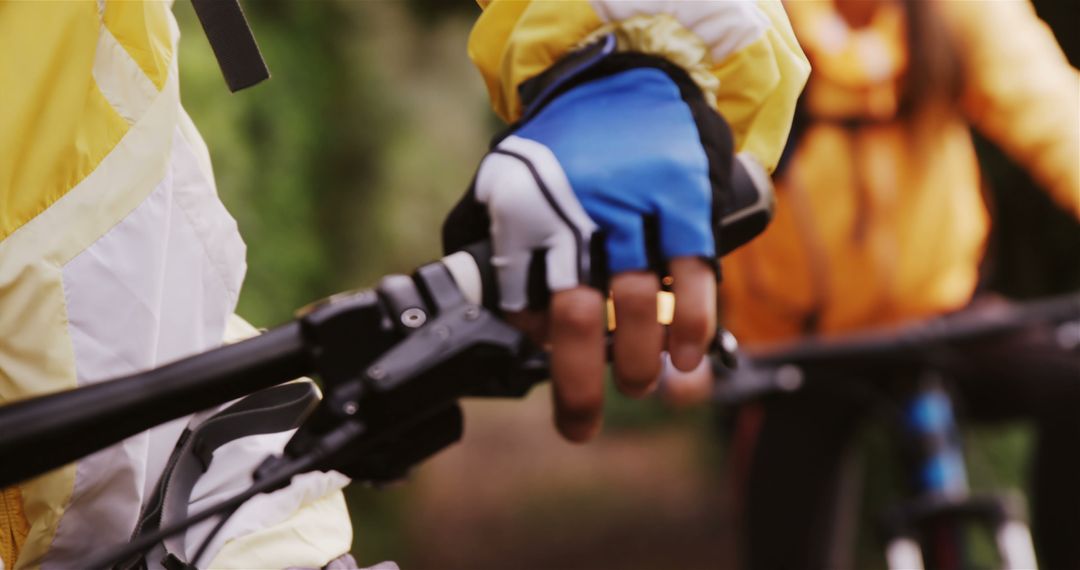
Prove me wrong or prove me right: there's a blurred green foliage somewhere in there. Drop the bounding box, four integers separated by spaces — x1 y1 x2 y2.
175 0 490 328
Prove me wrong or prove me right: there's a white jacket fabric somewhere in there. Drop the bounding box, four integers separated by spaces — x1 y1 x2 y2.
0 2 350 568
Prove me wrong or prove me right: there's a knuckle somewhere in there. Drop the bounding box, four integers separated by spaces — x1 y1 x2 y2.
673 310 710 341
611 275 659 322
554 296 602 334
615 292 656 322
670 256 714 275
558 309 598 335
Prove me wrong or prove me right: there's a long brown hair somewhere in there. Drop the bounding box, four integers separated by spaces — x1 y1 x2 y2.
899 0 965 117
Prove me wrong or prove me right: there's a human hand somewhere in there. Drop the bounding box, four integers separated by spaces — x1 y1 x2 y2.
444 54 736 442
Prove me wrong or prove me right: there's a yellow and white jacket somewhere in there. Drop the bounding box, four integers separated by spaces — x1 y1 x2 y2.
468 0 810 172
0 2 349 568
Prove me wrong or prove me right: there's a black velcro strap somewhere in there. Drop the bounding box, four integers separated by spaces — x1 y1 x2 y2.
122 383 318 569
190 0 270 92
518 34 616 121
161 553 198 570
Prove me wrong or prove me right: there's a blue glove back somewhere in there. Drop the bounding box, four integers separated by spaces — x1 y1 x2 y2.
515 67 715 272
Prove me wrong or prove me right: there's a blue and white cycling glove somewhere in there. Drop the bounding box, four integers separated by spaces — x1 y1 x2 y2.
444 41 752 312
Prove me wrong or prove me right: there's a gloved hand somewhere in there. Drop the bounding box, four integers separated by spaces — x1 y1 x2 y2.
444 52 737 442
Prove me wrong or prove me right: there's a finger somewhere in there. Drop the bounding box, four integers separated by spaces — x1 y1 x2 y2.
668 257 717 372
504 310 549 347
549 287 606 442
611 271 663 396
659 352 715 408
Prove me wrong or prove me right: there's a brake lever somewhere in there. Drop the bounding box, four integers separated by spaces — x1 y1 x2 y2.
280 254 548 484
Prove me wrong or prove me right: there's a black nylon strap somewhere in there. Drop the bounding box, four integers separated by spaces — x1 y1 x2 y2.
190 0 270 92
160 382 318 561
161 553 198 570
122 382 318 569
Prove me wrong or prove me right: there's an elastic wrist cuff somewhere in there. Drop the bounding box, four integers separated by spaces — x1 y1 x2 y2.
516 35 710 125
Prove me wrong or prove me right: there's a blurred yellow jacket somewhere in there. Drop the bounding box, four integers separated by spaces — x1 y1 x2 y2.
0 2 349 568
468 0 811 172
722 0 1080 344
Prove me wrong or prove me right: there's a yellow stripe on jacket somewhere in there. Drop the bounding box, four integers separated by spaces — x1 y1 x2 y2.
0 1 174 242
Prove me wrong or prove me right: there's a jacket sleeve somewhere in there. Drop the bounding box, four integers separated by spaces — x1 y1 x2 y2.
467 0 810 173
943 0 1080 218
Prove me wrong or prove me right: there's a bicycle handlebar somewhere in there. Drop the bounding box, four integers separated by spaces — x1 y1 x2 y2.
712 293 1080 406
747 293 1080 367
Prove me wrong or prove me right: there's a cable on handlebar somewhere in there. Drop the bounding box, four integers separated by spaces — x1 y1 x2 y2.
189 503 238 568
